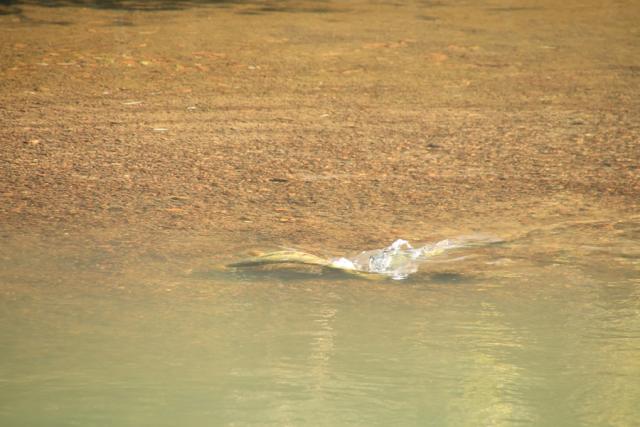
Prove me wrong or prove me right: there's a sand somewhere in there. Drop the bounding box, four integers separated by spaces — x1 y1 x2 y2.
1 0 638 251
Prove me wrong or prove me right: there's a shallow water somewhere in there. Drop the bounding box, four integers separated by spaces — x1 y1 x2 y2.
1 216 639 426
2 0 639 423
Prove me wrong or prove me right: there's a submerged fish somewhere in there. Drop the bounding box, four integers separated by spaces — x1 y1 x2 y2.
227 236 501 280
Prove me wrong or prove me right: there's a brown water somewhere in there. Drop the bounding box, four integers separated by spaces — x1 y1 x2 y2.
1 214 639 426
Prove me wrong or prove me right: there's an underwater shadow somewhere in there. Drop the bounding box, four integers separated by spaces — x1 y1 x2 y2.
410 271 482 285
189 267 367 284
189 266 482 286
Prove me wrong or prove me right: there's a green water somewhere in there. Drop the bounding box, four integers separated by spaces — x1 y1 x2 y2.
1 219 639 426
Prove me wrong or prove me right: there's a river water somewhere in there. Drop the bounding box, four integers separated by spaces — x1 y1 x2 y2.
1 0 639 424
1 215 638 426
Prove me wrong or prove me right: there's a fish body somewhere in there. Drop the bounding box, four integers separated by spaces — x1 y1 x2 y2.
227 236 502 280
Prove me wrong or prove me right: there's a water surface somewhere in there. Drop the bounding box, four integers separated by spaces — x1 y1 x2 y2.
1 216 639 426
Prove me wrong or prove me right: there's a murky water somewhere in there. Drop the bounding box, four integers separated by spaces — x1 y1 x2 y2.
2 0 639 423
1 216 638 426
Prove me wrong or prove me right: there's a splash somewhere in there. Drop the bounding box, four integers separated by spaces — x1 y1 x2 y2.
331 237 498 280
